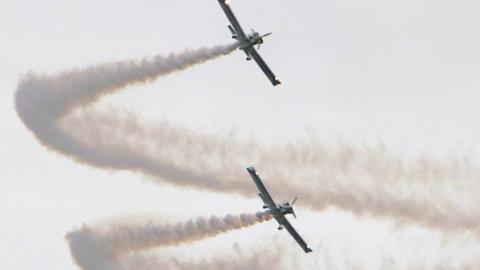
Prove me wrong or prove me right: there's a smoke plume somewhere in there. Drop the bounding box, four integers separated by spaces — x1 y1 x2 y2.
66 212 272 270
15 44 480 236
14 43 480 268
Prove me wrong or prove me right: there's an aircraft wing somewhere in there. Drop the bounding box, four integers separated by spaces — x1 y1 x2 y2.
218 0 247 41
247 166 277 211
249 48 281 86
277 215 313 253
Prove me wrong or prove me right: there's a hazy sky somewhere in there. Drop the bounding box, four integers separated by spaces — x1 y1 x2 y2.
2 0 480 269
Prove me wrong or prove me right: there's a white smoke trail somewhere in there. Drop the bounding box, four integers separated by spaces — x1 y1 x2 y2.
14 43 480 270
14 44 480 236
64 110 480 235
66 212 272 270
15 44 238 184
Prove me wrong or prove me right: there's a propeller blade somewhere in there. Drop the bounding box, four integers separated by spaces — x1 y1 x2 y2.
257 43 261 50
292 209 297 219
262 32 272 38
291 196 298 205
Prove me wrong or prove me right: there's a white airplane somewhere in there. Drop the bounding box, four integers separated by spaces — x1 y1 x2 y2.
247 166 313 253
218 0 281 86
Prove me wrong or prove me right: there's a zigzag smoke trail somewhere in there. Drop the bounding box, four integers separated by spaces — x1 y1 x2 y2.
15 44 480 268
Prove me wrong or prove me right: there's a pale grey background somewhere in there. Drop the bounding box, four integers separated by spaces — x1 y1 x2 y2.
1 0 480 269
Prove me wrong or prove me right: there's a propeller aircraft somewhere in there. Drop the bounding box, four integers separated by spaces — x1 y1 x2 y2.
218 0 281 86
247 166 313 253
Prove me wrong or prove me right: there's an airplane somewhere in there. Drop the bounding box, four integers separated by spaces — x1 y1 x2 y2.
247 166 313 253
218 0 281 86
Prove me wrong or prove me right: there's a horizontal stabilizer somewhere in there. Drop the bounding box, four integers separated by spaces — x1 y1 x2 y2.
228 25 236 34
259 193 267 204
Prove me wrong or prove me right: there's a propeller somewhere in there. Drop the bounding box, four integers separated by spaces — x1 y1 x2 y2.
262 32 272 38
291 197 298 219
291 196 298 205
256 33 272 50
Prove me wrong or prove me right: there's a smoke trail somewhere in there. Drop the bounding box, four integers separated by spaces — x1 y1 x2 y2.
15 43 480 238
66 212 272 270
15 44 237 183
63 111 480 235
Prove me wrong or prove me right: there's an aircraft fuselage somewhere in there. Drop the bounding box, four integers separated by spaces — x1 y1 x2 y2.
261 203 294 219
237 33 263 49
233 31 267 60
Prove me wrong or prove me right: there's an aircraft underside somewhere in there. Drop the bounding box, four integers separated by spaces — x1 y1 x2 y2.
218 0 281 86
247 166 313 253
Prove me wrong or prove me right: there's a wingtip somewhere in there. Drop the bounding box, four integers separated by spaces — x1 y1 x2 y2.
246 166 256 172
273 79 281 86
306 248 313 253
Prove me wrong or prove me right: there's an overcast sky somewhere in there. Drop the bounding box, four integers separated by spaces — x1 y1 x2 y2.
2 0 480 269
